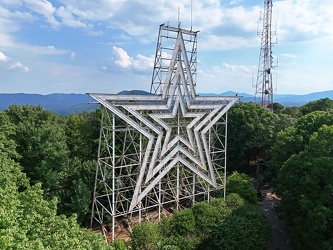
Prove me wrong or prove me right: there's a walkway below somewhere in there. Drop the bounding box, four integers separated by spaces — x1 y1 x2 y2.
259 188 293 250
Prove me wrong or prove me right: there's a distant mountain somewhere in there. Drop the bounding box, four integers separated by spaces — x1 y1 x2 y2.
0 93 96 115
198 91 253 98
217 90 333 106
1 90 333 114
117 90 152 95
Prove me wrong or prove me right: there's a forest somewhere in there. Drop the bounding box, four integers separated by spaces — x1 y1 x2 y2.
1 97 333 249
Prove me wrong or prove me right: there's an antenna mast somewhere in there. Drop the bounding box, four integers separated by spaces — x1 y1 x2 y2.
254 0 277 111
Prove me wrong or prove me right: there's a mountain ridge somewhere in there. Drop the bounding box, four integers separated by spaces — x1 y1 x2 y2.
1 90 333 114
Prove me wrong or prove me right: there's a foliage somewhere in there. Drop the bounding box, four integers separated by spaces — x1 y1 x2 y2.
0 150 112 250
276 125 333 249
227 102 278 171
170 208 196 236
269 126 303 176
55 158 96 224
111 239 130 250
159 235 200 250
272 102 284 114
225 193 246 211
300 97 333 115
209 204 271 250
191 202 222 238
4 105 101 224
65 110 101 161
209 197 232 218
5 104 69 191
130 221 161 250
270 111 333 176
282 106 302 118
0 112 18 159
274 113 296 132
226 171 257 204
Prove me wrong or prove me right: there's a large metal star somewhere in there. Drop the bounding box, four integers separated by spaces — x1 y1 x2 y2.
90 88 237 212
90 29 238 212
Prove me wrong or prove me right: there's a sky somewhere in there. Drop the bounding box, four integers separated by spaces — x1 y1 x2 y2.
0 0 332 95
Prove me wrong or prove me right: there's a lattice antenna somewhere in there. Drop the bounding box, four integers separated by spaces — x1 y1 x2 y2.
150 24 198 96
254 0 277 111
178 6 181 28
191 0 193 30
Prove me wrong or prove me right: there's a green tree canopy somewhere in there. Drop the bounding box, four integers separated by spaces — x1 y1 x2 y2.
300 97 333 115
0 112 18 159
65 110 101 161
0 150 112 249
227 102 278 171
226 171 257 204
270 111 333 175
209 204 271 250
276 125 333 249
130 221 161 250
5 105 69 191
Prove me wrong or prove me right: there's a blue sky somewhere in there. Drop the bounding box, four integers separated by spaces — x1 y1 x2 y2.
0 0 332 95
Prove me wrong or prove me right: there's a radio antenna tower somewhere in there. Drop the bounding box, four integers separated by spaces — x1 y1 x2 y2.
254 0 277 111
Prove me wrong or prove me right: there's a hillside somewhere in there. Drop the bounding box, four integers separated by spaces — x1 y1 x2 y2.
1 90 333 114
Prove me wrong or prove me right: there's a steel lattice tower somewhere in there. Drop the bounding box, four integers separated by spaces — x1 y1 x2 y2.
254 0 276 110
89 24 239 241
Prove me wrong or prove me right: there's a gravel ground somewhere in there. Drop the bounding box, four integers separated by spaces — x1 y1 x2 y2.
259 189 294 250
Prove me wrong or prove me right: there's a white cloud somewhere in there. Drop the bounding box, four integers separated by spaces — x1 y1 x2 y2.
0 52 9 61
23 0 60 29
222 63 255 75
112 46 153 71
7 61 30 72
55 6 86 28
112 46 132 68
274 0 333 42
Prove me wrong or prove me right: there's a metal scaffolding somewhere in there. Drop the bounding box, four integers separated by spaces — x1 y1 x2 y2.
254 0 277 110
90 24 239 241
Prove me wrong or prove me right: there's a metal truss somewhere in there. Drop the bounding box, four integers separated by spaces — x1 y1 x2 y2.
90 25 239 241
150 24 197 95
254 0 277 110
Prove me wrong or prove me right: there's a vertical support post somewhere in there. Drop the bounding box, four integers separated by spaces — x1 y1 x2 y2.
112 113 115 242
192 174 196 206
224 112 228 201
90 107 105 228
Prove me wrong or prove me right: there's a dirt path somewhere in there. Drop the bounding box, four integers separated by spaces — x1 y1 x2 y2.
259 188 293 250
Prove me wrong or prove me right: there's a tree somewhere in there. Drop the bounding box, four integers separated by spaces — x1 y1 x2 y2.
170 208 196 236
269 126 303 176
282 106 302 118
209 204 271 250
5 105 69 191
56 158 96 224
191 202 222 238
227 102 278 171
300 97 333 115
0 150 113 249
5 105 99 224
131 221 161 250
226 171 257 204
276 125 333 249
65 110 101 161
158 209 201 250
0 112 18 159
225 193 245 211
270 111 333 176
272 102 284 114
